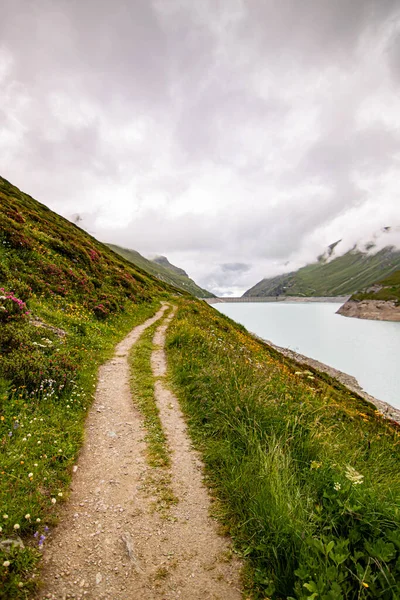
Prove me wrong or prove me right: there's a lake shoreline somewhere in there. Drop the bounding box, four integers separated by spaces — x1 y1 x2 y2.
258 335 400 423
206 295 350 304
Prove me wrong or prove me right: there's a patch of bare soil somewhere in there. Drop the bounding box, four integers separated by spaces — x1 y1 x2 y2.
38 304 241 600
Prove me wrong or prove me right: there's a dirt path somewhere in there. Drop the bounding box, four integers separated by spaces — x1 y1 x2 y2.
39 304 241 600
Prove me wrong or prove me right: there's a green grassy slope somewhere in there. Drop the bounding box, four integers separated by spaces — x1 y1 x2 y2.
107 243 214 298
166 299 400 598
244 247 400 297
351 269 400 304
0 175 175 596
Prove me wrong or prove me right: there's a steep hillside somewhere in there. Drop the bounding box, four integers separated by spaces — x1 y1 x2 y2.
244 246 400 297
337 269 400 321
0 175 174 596
107 243 214 298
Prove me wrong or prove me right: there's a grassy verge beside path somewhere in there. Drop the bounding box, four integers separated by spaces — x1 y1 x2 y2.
166 299 400 599
129 308 178 515
130 313 171 469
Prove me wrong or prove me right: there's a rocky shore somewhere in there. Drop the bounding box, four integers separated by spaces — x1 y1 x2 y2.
261 337 400 423
337 299 400 322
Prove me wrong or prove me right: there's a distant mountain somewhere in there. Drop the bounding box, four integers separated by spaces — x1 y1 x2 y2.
152 255 188 277
244 244 400 298
107 244 215 298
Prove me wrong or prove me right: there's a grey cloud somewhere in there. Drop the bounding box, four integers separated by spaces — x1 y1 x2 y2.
1 0 400 295
242 0 398 64
387 28 400 83
221 263 251 273
1 0 170 107
304 126 400 178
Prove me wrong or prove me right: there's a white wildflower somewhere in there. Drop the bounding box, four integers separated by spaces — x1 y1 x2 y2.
345 465 364 485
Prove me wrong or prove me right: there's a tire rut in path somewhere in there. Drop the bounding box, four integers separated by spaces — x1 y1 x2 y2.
38 303 241 599
148 307 242 599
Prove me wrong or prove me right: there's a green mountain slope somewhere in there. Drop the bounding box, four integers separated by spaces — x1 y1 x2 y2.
152 255 188 276
350 269 400 303
244 246 400 297
107 243 214 298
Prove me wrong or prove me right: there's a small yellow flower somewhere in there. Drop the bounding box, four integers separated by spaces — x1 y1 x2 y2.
362 582 369 588
310 461 322 470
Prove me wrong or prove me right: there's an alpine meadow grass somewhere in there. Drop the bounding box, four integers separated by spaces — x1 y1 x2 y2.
166 299 400 599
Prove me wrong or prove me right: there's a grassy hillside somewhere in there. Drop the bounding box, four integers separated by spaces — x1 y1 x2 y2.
351 269 400 304
0 176 173 596
244 246 400 297
166 300 400 598
107 244 214 298
1 175 400 599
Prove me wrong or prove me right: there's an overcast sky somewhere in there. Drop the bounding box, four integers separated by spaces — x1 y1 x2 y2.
1 0 400 295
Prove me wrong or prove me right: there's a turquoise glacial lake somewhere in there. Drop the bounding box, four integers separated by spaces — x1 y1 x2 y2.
215 302 400 410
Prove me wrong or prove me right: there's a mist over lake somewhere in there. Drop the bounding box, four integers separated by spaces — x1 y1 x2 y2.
215 302 400 410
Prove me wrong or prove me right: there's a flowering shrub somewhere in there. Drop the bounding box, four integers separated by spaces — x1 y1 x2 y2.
0 289 29 323
89 248 100 262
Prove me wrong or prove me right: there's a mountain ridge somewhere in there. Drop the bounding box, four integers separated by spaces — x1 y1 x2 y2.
106 243 214 298
244 244 400 298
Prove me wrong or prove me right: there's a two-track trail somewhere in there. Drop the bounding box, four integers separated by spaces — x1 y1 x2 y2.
39 304 241 600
